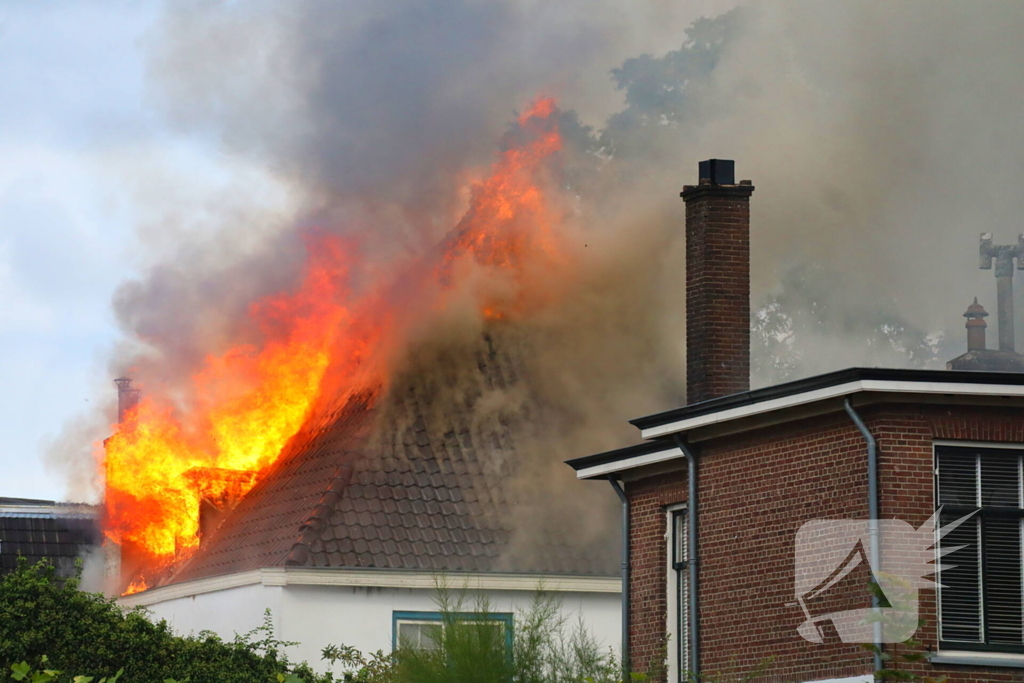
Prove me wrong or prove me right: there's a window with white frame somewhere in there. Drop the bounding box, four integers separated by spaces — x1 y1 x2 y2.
395 619 441 651
392 611 512 653
666 504 689 682
936 444 1024 652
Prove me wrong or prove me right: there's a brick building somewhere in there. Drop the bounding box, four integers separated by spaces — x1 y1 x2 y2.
567 161 1024 683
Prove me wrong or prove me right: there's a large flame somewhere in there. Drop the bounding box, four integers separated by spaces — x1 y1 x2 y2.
104 234 359 566
103 97 567 591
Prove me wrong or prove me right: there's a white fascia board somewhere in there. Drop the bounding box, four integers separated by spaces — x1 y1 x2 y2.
118 569 265 606
639 379 1024 440
118 568 621 606
0 505 95 518
281 568 621 593
640 381 863 439
575 446 683 480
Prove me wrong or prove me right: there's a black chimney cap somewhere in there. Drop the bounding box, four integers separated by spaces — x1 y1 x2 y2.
698 159 735 185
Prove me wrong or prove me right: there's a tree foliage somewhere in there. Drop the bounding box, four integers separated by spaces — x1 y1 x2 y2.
752 262 949 386
0 559 324 683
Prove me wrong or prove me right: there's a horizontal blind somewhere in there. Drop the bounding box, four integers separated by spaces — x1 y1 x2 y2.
937 446 1024 649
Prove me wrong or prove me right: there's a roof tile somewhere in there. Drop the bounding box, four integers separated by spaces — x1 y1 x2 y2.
167 339 618 585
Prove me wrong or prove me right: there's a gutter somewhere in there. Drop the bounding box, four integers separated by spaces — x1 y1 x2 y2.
844 399 883 675
674 435 700 678
609 477 631 678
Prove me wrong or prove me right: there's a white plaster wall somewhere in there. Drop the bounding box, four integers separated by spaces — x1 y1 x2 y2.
139 582 284 642
278 584 621 671
140 583 620 673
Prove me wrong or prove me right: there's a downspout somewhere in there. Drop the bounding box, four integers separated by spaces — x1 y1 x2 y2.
674 435 700 679
609 476 631 678
843 398 883 674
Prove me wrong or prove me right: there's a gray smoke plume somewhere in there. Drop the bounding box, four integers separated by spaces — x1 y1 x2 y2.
51 0 1024 558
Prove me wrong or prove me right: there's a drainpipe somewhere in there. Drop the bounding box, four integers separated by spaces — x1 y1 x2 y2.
843 398 883 674
609 476 630 678
674 435 700 679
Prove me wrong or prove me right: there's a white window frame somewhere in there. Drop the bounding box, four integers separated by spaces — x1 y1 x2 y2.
394 619 442 651
666 503 688 683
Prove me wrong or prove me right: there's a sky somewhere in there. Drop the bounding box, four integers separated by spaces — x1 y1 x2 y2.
8 0 1024 503
0 1 266 501
0 0 728 503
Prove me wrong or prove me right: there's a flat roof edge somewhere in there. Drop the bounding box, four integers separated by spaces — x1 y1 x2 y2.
630 368 1024 432
565 438 676 473
572 370 1024 478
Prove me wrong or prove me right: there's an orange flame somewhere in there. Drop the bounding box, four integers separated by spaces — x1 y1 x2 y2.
104 96 566 592
104 234 356 569
443 97 567 316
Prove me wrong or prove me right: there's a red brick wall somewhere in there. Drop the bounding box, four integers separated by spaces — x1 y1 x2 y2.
875 404 1024 683
682 184 754 404
625 403 1024 683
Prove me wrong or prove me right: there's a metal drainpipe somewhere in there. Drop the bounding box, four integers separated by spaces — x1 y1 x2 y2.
844 398 883 674
674 435 700 679
609 476 631 678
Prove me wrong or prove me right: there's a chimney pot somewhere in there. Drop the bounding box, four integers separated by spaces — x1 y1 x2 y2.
964 297 989 352
114 377 140 424
698 158 735 185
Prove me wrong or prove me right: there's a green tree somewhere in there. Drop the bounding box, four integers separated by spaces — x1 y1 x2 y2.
0 559 326 683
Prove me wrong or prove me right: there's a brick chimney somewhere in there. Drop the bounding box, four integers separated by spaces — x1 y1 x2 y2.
681 160 754 404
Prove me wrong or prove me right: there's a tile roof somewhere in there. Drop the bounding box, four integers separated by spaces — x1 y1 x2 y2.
171 333 619 585
0 504 99 578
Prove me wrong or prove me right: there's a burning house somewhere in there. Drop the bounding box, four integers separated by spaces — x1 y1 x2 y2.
568 160 1024 682
103 100 623 665
115 331 622 665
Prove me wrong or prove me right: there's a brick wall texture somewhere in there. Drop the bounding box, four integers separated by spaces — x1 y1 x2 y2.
625 402 1024 683
683 184 754 404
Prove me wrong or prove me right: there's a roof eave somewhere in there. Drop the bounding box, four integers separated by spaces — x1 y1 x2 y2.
573 369 1024 480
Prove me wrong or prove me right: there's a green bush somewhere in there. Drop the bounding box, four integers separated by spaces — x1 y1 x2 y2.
327 587 630 683
0 559 325 683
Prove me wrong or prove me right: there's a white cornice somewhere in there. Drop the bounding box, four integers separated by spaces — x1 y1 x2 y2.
0 504 96 518
573 380 1024 480
575 446 683 480
117 568 621 606
640 380 1024 440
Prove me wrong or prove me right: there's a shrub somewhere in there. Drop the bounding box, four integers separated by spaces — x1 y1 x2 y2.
327 586 627 683
0 559 325 683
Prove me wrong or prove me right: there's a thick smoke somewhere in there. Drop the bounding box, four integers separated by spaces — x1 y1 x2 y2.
51 1 1024 558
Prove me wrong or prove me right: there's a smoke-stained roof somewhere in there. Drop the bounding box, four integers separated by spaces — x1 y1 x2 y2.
170 332 618 585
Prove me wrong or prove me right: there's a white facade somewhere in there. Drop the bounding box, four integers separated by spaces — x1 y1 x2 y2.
119 568 621 673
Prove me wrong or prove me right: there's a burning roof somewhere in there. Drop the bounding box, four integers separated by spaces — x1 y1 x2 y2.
169 329 617 586
101 98 618 593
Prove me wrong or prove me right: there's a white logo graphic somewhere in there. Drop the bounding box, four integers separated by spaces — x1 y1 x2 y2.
792 510 974 643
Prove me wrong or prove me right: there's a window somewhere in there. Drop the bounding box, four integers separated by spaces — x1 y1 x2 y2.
395 619 441 651
392 611 513 653
666 505 689 682
936 445 1024 653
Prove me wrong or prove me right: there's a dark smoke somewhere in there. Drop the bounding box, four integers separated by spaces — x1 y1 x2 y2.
46 2 1024 563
